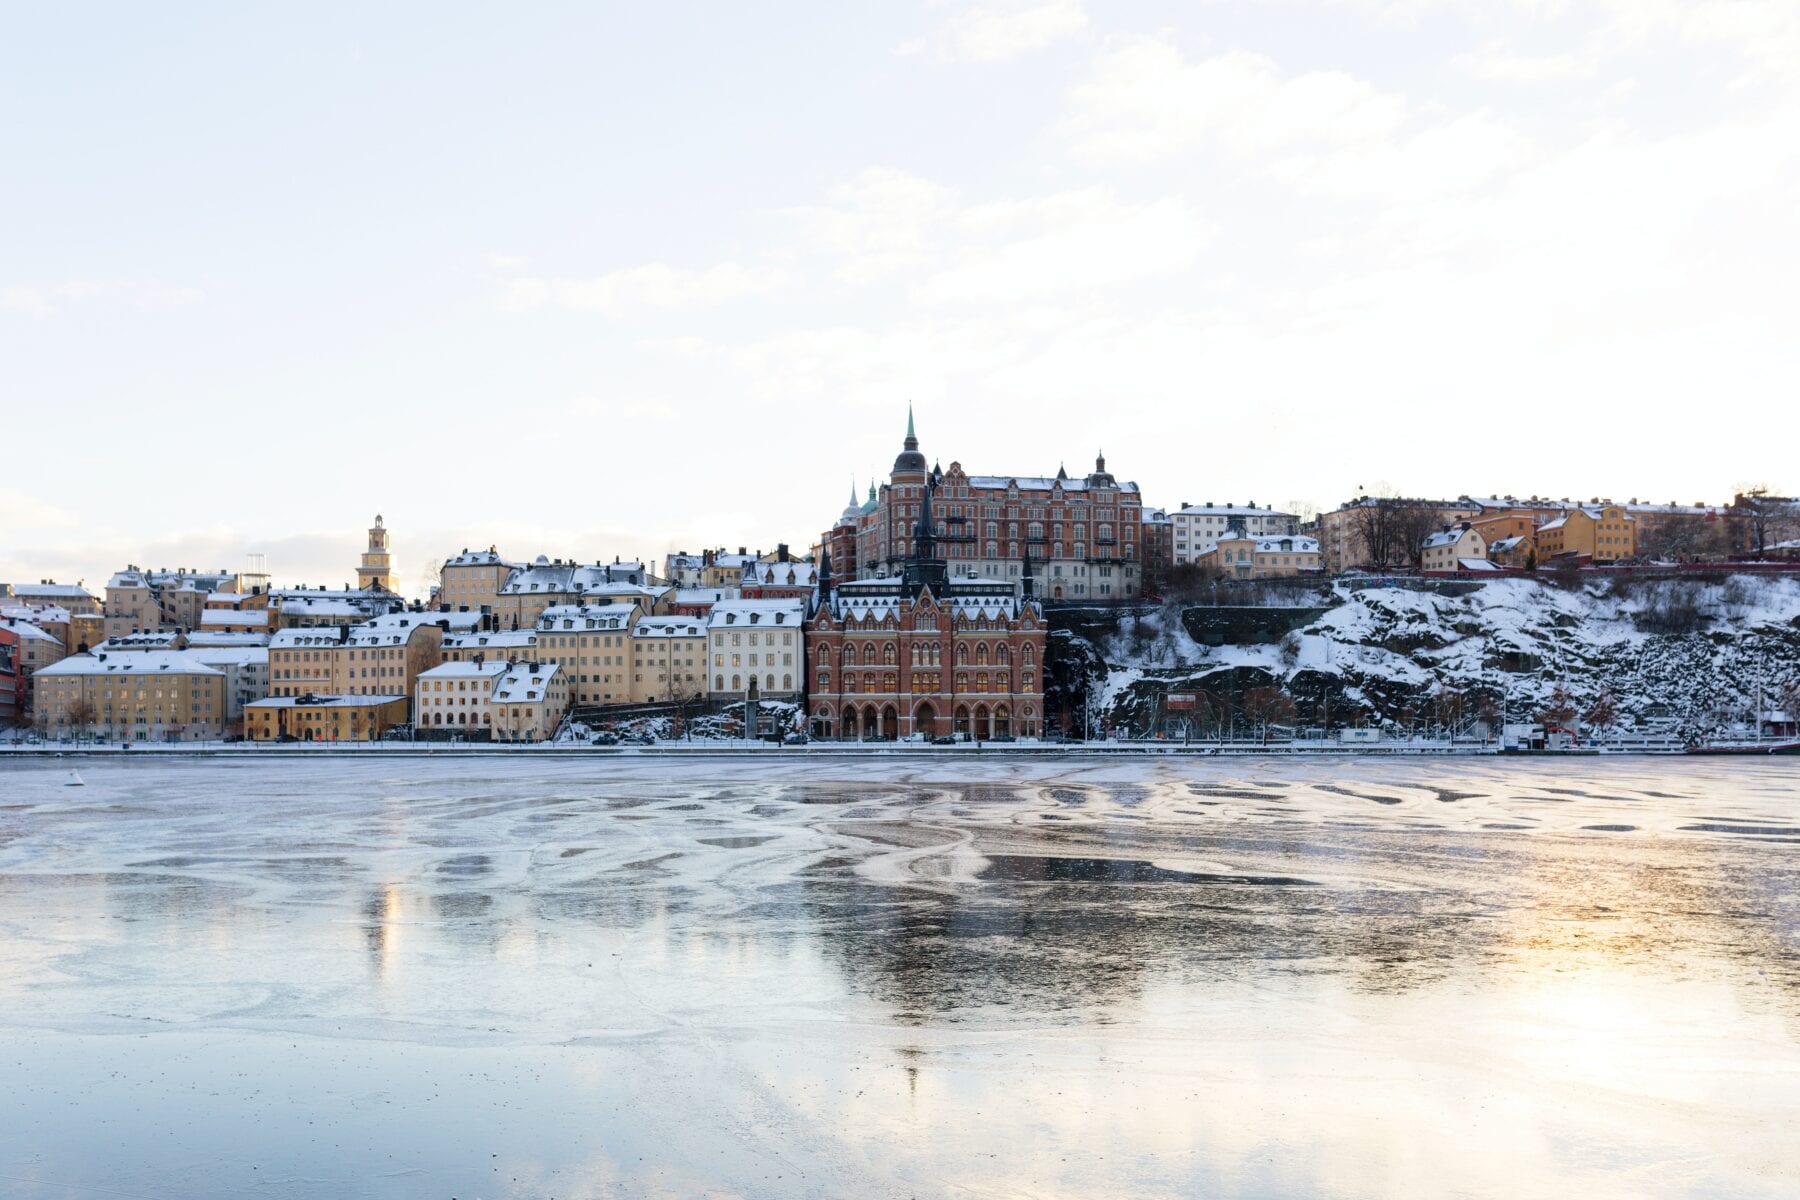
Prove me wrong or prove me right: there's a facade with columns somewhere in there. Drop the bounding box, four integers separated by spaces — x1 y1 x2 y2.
823 411 1144 602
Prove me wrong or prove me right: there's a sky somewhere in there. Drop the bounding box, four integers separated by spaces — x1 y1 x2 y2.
4 0 1798 597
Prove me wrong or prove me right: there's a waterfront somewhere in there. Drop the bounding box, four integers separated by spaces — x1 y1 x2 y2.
1 757 1796 1198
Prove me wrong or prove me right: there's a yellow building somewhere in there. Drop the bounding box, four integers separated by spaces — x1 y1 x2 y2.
34 650 228 741
629 615 708 703
1194 534 1323 579
415 660 507 734
493 559 651 631
437 548 518 615
3 581 101 615
357 515 397 593
245 694 410 742
1420 524 1487 572
268 612 450 702
1537 505 1636 562
104 567 238 638
1488 535 1535 569
492 663 568 742
440 628 538 663
532 603 642 706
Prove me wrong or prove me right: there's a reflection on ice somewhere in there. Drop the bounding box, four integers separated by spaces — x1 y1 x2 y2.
0 756 1796 1198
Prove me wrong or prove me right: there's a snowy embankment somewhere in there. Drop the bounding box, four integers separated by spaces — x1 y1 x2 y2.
1079 576 1800 737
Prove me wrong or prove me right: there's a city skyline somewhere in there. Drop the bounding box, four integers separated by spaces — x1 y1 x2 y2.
7 2 1798 588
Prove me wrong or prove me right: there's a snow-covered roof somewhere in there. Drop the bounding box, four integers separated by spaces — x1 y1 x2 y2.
537 603 639 631
0 618 62 645
1174 503 1294 519
9 582 95 600
1538 515 1568 531
500 562 648 595
673 587 738 606
1199 535 1320 555
633 617 706 639
106 569 234 592
443 630 538 650
1424 529 1478 549
443 548 521 568
38 651 224 679
185 646 269 668
706 599 805 629
3 603 71 624
493 662 560 703
201 609 269 627
1489 536 1529 552
92 633 184 651
1457 558 1501 571
275 598 366 617
419 661 507 681
966 474 1139 494
742 561 818 588
185 631 271 648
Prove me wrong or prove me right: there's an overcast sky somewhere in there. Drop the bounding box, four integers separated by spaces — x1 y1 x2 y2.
5 0 1797 596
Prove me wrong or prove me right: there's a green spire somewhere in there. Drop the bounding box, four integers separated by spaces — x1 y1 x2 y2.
906 402 915 441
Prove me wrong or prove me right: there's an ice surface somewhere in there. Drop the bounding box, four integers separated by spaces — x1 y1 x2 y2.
1 756 1797 1198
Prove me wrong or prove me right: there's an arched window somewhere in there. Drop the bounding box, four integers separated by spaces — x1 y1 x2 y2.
715 675 725 690
844 644 858 666
863 641 877 663
883 643 896 665
817 645 830 665
732 675 742 690
956 644 969 665
1022 644 1035 666
996 643 1010 665
818 672 830 691
783 674 792 690
976 643 989 666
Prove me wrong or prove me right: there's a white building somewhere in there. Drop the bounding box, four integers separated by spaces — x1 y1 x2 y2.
492 663 568 742
1171 503 1299 565
706 599 805 701
416 660 507 733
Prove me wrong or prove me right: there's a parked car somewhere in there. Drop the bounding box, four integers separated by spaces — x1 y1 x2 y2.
590 731 620 746
783 733 809 745
931 735 958 746
274 734 299 744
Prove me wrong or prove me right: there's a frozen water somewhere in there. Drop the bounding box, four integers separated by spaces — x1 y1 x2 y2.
1 756 1797 1198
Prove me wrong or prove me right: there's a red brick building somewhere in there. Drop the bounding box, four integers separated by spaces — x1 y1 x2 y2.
824 410 1146 602
807 459 1048 741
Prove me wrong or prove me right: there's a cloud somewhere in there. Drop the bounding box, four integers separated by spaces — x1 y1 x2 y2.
901 0 1088 63
1452 42 1600 82
0 279 202 316
486 252 527 270
917 189 1213 303
787 168 957 284
1064 37 1408 164
499 262 784 317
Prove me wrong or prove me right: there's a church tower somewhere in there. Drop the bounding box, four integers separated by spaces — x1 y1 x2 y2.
357 515 396 593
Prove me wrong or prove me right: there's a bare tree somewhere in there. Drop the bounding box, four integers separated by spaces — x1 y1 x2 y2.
1432 686 1466 733
1348 493 1441 569
1585 691 1619 743
65 698 96 745
1733 485 1798 559
1242 686 1296 743
1537 683 1578 730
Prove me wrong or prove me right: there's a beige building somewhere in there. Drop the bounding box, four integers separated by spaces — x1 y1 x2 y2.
492 663 568 742
707 599 805 701
440 628 539 663
630 615 708 703
1171 504 1299 565
246 694 410 742
34 650 228 742
268 612 451 701
1537 505 1636 562
357 515 397 593
104 567 238 638
416 660 507 733
1318 497 1483 572
493 559 651 631
1421 524 1488 572
437 548 519 614
532 603 642 705
1194 535 1322 579
3 582 101 615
